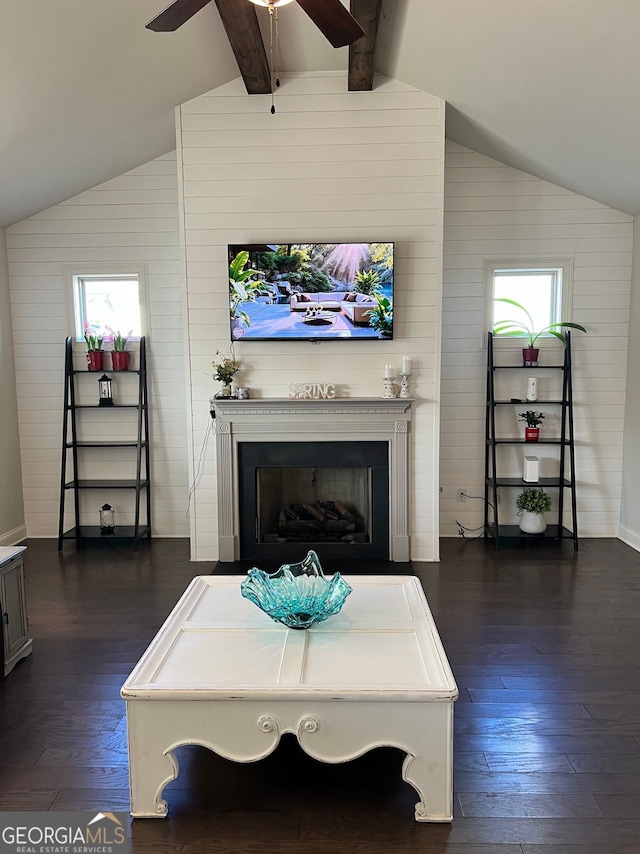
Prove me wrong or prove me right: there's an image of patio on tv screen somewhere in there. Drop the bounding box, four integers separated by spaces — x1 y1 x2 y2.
228 242 394 341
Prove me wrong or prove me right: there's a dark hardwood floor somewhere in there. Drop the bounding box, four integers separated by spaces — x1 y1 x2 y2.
2 537 640 852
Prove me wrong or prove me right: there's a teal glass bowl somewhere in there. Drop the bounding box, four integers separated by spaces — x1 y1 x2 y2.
240 550 352 630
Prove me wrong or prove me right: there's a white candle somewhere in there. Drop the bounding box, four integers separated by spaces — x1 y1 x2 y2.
385 364 393 379
402 356 411 375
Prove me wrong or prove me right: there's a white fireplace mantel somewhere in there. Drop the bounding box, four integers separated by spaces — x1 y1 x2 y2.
211 398 413 562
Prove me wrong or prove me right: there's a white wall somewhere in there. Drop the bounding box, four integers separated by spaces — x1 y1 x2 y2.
6 154 189 538
619 215 640 549
441 142 633 537
178 72 445 561
0 229 26 544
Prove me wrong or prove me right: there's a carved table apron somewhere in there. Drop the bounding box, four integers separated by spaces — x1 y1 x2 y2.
121 575 458 822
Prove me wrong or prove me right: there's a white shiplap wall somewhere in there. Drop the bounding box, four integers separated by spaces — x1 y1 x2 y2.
178 73 445 561
0 228 26 545
441 142 633 537
6 153 189 538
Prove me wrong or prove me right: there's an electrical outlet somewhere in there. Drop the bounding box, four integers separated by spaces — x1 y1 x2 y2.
457 489 466 502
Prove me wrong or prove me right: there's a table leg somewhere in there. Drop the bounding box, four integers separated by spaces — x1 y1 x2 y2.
401 704 455 822
294 701 455 823
126 703 179 818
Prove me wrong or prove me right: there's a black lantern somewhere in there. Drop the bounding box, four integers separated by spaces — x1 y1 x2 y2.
98 373 113 406
99 503 116 534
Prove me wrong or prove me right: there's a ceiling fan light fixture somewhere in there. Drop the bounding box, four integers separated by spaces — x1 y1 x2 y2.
247 0 295 6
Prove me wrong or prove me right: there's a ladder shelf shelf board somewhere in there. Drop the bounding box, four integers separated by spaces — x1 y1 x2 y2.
484 331 578 551
485 524 575 543
60 525 151 541
491 438 568 445
57 336 151 550
487 477 572 489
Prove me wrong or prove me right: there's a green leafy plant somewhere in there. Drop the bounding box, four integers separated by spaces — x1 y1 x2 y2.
287 267 333 292
212 350 239 385
255 248 334 292
365 293 393 337
256 249 304 277
519 410 545 428
516 488 552 514
229 251 266 327
493 298 586 346
354 269 381 295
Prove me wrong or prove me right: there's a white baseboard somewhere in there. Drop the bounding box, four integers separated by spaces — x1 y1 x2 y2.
0 525 27 547
618 525 640 553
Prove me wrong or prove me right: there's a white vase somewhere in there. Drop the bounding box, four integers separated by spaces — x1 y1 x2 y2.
519 510 547 534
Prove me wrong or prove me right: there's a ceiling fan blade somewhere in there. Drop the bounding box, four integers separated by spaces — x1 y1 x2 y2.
295 0 365 48
146 0 212 32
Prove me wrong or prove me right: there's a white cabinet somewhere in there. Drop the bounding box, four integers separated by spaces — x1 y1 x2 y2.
0 546 33 676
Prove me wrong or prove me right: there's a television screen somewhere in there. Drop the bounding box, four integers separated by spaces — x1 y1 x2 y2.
228 243 394 341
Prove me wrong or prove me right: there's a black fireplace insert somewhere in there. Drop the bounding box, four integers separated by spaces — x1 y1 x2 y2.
238 441 389 562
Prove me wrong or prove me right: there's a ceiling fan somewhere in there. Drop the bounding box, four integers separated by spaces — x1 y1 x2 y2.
146 0 365 49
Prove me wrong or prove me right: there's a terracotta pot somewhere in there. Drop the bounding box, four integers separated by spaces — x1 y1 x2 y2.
86 350 104 372
525 427 540 442
522 347 539 367
519 510 547 534
111 351 130 371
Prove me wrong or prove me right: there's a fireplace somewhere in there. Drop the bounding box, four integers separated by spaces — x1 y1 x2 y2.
211 398 412 563
238 441 389 561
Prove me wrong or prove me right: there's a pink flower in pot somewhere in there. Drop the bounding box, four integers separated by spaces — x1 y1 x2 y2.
84 321 105 371
106 328 133 371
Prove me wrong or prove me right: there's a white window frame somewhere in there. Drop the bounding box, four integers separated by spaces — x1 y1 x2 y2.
483 258 574 348
63 263 150 349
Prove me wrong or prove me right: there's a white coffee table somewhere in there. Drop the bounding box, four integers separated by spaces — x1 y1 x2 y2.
121 575 458 822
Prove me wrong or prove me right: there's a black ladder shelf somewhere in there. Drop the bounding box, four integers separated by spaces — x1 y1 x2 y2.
484 331 578 550
57 337 151 549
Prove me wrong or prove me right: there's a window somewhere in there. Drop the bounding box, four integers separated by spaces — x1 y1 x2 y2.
65 265 148 344
485 259 574 343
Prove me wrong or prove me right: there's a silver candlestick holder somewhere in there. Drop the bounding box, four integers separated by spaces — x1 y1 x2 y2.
399 372 411 399
382 376 396 399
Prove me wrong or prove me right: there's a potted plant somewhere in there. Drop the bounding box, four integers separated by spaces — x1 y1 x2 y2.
107 329 132 371
493 298 586 366
229 251 267 339
84 322 105 371
212 350 239 398
365 293 393 338
516 487 552 534
519 410 544 442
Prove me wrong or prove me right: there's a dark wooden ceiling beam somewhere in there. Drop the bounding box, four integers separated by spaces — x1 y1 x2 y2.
348 0 382 91
214 0 271 95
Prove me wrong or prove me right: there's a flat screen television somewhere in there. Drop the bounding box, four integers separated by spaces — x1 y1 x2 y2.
228 242 394 341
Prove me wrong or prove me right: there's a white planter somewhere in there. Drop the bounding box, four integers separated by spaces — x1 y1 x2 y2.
518 510 547 534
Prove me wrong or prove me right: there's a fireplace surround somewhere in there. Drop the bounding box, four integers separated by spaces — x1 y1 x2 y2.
211 398 412 563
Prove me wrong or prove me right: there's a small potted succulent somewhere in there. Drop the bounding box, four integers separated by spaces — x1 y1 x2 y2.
212 350 239 398
519 410 544 442
493 298 586 366
84 321 105 371
516 487 552 534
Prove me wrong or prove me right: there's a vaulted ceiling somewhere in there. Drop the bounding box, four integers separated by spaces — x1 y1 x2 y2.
3 0 640 228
